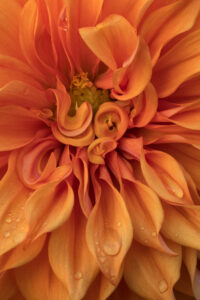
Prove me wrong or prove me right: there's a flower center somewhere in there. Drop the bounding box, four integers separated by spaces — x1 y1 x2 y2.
69 73 110 116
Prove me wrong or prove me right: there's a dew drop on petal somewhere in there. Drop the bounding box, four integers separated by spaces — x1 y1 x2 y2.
5 217 12 224
117 222 121 227
140 227 145 231
74 271 83 280
159 280 168 293
99 256 106 263
4 231 11 238
151 231 157 237
16 218 20 223
102 228 122 256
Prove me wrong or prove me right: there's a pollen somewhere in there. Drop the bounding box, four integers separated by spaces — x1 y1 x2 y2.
69 73 110 115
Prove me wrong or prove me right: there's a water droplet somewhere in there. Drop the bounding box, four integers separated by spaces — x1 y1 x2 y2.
151 231 157 237
159 280 168 293
144 239 148 244
74 272 83 280
16 218 20 223
117 222 121 227
4 231 10 238
102 228 121 256
5 217 12 224
140 227 145 231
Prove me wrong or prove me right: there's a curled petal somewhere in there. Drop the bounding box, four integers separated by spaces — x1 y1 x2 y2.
17 136 71 189
25 181 74 240
153 29 200 98
118 137 143 160
49 202 98 300
130 83 158 127
124 241 182 299
80 14 138 70
50 85 94 146
0 105 46 151
86 171 133 284
140 149 193 205
94 102 128 140
88 137 117 164
111 38 152 100
140 0 200 66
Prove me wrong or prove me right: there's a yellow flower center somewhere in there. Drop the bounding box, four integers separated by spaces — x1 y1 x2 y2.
69 73 110 116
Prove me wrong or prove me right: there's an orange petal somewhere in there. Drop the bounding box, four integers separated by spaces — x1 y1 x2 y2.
140 0 200 66
20 0 56 85
0 105 46 151
111 38 152 100
72 149 93 217
0 271 21 299
0 55 46 88
0 234 46 272
123 180 175 254
153 29 200 97
49 202 98 300
64 0 103 73
183 248 197 284
101 0 153 28
88 137 117 164
25 181 74 240
162 203 200 249
15 245 69 300
0 152 30 255
140 149 193 205
80 14 138 70
0 0 24 60
86 170 133 284
130 82 158 127
124 241 182 299
94 102 129 140
0 81 52 109
17 135 71 189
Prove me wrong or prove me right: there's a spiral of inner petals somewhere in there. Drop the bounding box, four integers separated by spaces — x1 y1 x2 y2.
88 137 117 164
94 102 129 140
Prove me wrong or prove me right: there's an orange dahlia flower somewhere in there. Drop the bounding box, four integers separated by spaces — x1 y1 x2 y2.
1 0 200 299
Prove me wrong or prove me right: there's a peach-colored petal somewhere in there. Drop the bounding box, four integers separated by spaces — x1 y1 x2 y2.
17 135 71 189
124 241 182 299
0 234 46 272
86 169 133 284
25 181 74 240
183 248 197 284
140 0 200 66
140 149 193 205
15 246 69 300
0 105 47 151
118 137 143 160
49 202 98 300
130 82 158 127
94 102 129 140
111 38 152 100
80 14 138 70
88 137 117 164
0 152 30 255
153 29 200 97
162 203 200 249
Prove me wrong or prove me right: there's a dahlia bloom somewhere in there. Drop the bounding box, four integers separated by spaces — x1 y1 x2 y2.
1 0 200 299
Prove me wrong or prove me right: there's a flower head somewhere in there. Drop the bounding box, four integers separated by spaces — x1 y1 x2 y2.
0 0 200 299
